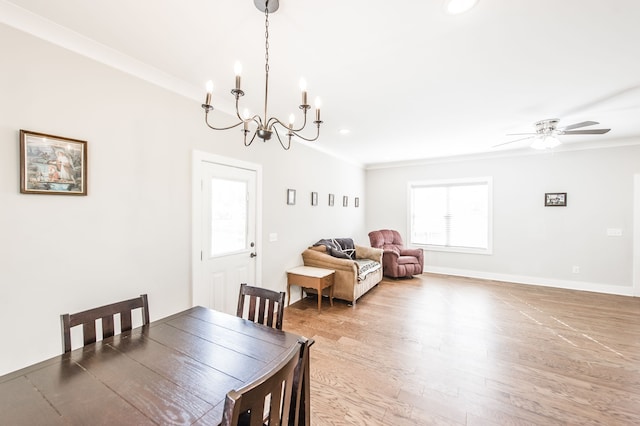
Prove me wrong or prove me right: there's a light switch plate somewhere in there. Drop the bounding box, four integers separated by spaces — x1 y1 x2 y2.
606 228 623 237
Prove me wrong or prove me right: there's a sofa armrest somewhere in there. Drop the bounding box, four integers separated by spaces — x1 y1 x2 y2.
355 245 383 264
301 249 357 273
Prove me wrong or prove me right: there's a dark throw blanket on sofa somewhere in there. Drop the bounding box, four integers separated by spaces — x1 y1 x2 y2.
313 238 356 259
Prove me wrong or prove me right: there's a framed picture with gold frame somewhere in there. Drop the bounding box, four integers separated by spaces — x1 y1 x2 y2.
20 130 87 195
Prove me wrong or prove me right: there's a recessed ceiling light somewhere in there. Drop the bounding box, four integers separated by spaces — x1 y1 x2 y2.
444 0 478 15
339 129 350 135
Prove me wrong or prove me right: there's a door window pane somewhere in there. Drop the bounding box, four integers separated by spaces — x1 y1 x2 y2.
211 178 247 256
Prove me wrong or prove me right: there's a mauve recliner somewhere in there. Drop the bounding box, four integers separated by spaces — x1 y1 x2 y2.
368 229 424 278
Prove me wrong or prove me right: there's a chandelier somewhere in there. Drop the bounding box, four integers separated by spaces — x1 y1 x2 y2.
201 0 322 150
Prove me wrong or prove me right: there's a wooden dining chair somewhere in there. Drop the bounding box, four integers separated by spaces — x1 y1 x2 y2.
220 340 303 426
237 283 286 330
60 294 150 353
288 337 312 426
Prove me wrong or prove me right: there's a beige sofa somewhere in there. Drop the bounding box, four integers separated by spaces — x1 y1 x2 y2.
301 244 383 304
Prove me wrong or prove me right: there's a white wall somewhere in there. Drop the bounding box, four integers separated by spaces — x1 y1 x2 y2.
0 24 366 375
366 146 640 294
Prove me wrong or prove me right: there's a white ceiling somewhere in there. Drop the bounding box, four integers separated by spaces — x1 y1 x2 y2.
3 0 640 166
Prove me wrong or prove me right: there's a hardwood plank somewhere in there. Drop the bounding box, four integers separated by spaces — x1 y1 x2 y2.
283 273 640 425
144 322 270 382
0 376 64 425
71 340 213 424
26 357 154 425
166 314 288 360
186 305 298 346
110 330 243 405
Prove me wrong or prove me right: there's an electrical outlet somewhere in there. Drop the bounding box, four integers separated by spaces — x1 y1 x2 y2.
572 266 580 274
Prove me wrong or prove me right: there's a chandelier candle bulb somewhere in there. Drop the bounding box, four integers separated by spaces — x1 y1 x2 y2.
205 80 213 106
300 78 308 105
315 97 321 121
234 62 242 90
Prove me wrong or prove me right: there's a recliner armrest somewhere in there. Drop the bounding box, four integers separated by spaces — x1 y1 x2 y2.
399 248 423 257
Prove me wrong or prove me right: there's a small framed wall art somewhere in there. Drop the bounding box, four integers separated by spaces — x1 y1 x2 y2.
287 189 296 205
20 129 87 195
343 196 348 207
311 191 318 206
354 197 360 208
545 192 567 207
328 193 334 206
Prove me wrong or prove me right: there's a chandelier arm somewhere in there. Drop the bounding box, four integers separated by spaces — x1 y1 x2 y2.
234 96 245 122
269 114 308 133
244 130 259 147
246 115 263 130
294 110 308 132
204 113 244 131
289 123 321 142
272 126 292 150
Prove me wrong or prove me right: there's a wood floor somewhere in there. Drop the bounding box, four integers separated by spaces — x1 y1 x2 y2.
283 273 640 425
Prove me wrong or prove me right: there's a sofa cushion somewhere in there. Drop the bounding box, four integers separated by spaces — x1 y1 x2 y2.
354 259 382 281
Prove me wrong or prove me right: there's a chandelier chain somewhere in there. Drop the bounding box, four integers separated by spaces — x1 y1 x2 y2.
264 3 269 74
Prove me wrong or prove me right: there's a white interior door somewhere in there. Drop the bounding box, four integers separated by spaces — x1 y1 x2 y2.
192 153 261 314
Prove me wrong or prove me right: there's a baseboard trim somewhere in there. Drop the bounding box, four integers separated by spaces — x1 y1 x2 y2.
423 266 636 297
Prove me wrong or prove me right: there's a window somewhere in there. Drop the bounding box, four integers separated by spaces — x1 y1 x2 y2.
210 178 248 256
409 177 492 254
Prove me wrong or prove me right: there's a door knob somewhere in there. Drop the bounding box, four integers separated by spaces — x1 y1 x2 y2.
250 252 257 258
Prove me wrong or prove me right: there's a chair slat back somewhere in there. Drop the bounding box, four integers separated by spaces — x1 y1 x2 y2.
237 284 285 330
61 294 149 353
221 340 302 426
289 338 312 426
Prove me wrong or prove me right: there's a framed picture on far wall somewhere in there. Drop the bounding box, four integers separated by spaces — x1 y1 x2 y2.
20 129 87 195
545 192 567 207
328 193 334 206
311 191 318 206
343 196 348 207
287 188 296 205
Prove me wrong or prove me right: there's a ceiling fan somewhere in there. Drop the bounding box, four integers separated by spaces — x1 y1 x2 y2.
495 118 611 150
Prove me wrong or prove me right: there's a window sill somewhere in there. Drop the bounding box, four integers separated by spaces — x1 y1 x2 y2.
415 244 492 255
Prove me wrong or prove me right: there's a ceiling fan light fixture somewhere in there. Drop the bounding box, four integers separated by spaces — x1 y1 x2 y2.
531 135 561 150
444 0 479 15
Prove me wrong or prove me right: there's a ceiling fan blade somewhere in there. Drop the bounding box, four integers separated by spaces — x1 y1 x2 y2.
493 136 535 148
560 121 599 131
562 129 611 135
505 133 537 136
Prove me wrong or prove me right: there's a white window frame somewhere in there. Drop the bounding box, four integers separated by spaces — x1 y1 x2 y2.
408 177 493 255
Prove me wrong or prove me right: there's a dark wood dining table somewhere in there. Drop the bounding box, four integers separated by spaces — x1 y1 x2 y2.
0 306 310 425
